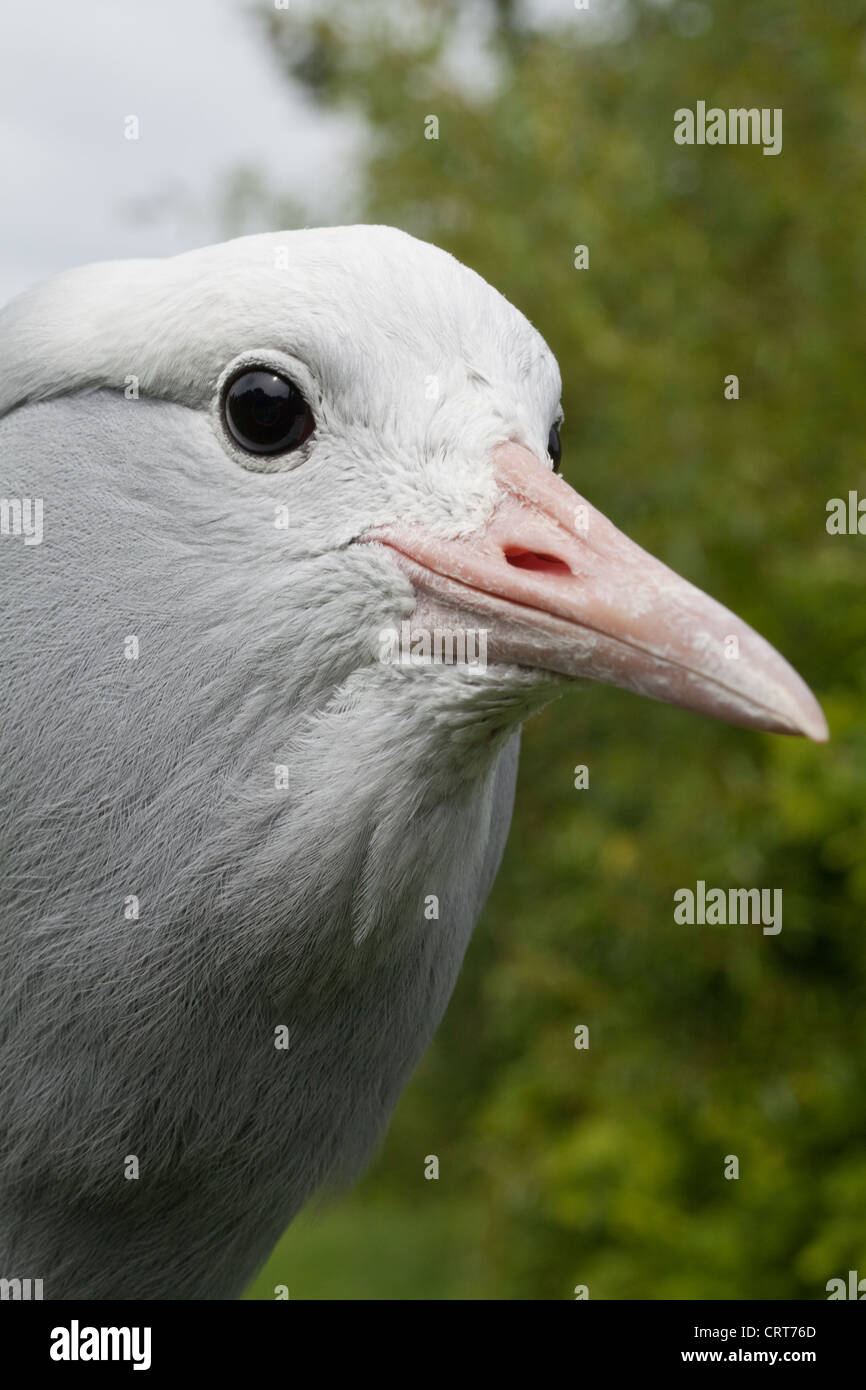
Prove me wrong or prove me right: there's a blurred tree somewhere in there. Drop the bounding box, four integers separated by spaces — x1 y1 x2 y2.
242 0 866 1299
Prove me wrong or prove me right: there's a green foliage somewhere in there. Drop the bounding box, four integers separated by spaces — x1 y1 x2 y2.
244 0 866 1298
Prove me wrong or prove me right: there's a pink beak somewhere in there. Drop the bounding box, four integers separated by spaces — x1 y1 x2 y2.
369 442 828 741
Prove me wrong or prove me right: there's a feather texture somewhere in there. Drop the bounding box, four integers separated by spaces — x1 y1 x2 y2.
0 228 560 1297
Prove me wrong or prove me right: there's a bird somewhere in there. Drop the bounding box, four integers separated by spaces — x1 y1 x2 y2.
0 225 827 1300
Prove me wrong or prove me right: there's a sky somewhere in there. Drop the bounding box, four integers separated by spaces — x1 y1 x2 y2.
0 0 355 305
0 0 644 307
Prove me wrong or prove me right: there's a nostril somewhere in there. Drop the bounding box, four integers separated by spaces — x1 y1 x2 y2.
503 547 573 576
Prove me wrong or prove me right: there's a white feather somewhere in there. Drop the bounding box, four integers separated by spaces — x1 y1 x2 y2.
0 227 560 1298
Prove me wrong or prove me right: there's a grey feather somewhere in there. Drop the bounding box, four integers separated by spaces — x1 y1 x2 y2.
0 229 557 1298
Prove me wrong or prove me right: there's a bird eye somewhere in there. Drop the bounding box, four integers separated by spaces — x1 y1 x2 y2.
548 422 562 473
223 369 315 456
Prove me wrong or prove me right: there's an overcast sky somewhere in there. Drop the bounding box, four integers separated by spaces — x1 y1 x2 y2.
0 0 354 305
0 0 635 307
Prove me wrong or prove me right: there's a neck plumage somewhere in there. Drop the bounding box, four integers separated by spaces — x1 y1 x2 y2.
1 393 532 1296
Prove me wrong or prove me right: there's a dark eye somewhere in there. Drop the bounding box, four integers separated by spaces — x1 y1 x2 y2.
223 369 315 456
548 422 562 473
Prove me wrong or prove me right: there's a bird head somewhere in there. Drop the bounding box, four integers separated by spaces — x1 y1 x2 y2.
0 224 826 752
